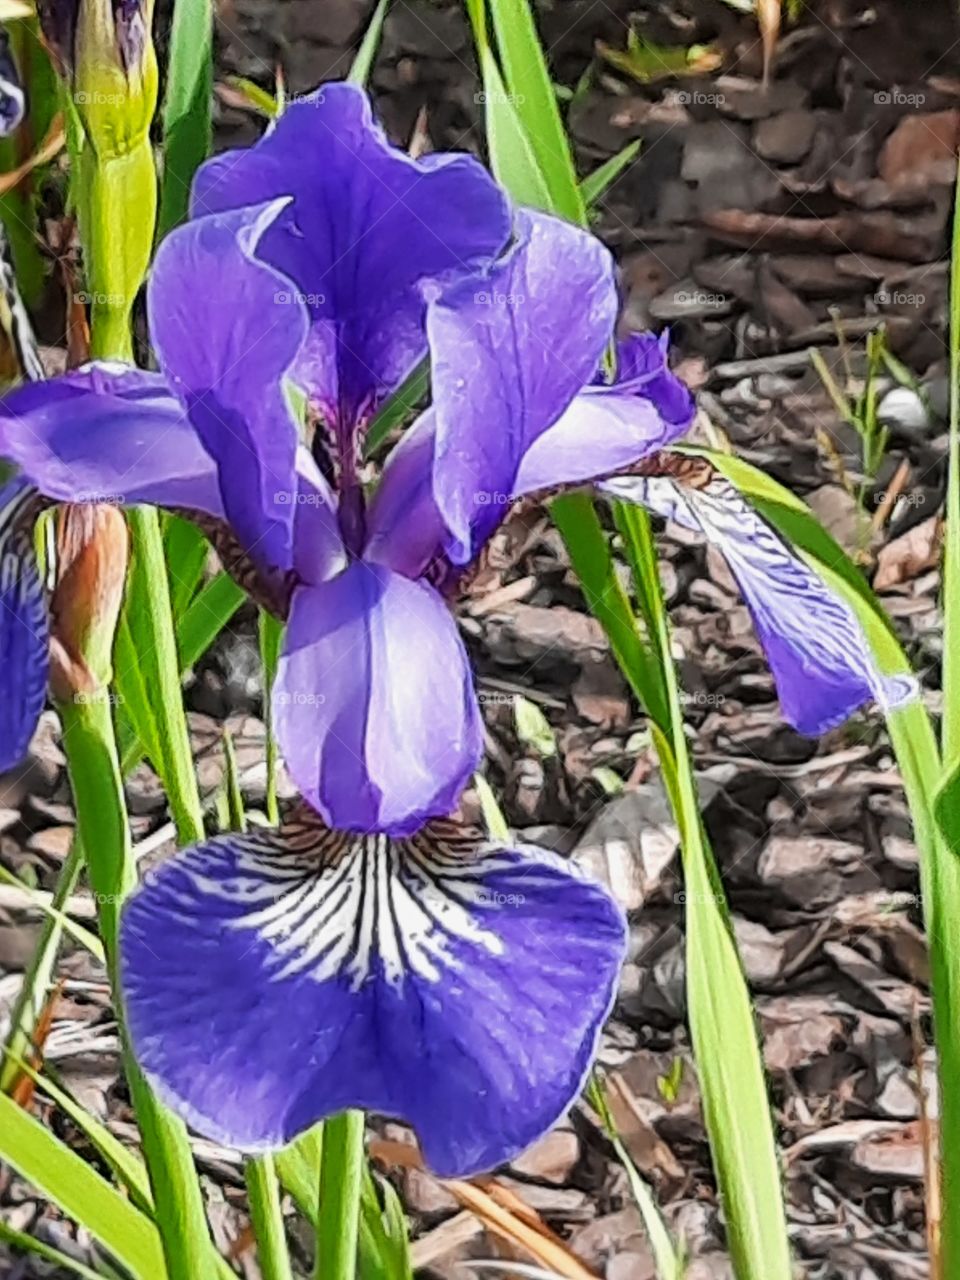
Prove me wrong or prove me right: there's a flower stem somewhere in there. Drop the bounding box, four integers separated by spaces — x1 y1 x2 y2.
314 1110 365 1280
58 688 216 1280
245 1155 293 1280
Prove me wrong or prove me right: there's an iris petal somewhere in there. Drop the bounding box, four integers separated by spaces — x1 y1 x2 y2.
0 364 223 514
149 200 308 575
429 208 618 563
119 818 626 1176
274 563 482 835
603 472 917 734
191 83 511 443
0 480 47 771
513 335 695 498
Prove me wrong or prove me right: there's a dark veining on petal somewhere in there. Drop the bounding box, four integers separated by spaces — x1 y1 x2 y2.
178 509 297 619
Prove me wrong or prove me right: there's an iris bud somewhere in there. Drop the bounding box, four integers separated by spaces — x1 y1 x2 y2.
39 0 157 157
49 503 129 701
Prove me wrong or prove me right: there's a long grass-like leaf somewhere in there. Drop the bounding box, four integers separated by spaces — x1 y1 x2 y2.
0 1090 165 1279
0 1216 107 1280
700 445 960 1276
246 1155 294 1280
348 0 391 86
157 0 213 237
315 1111 365 1280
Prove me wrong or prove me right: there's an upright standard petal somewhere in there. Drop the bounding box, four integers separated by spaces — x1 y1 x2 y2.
191 83 511 440
0 481 48 771
429 208 618 563
149 201 308 574
120 817 626 1176
513 332 695 498
363 410 449 581
0 363 223 513
604 471 917 734
274 562 482 835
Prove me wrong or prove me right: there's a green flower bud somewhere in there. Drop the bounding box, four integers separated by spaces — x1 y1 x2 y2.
39 0 158 158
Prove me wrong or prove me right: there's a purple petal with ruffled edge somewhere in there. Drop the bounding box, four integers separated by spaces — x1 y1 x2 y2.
0 480 47 771
274 562 481 835
429 208 617 563
603 472 917 734
513 332 695 497
149 200 308 575
119 820 626 1176
367 331 693 580
191 83 511 444
0 363 223 514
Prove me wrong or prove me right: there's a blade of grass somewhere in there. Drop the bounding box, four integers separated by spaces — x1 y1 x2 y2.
348 0 391 86
942 165 960 767
0 1090 165 1279
470 10 793 1269
580 140 641 208
2 1049 152 1207
157 0 213 238
618 503 792 1279
0 1216 113 1280
696 444 960 1279
358 1167 413 1280
0 852 102 962
483 0 585 222
0 841 84 1093
315 1110 365 1280
246 1155 294 1280
587 1076 682 1280
58 685 219 1280
116 507 206 844
259 611 284 823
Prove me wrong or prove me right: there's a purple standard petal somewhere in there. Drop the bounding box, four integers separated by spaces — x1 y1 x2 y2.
0 363 223 514
149 200 308 574
291 447 346 586
603 472 917 734
429 208 618 563
120 818 626 1175
191 83 511 440
0 481 47 771
364 411 448 580
513 332 695 497
274 562 482 835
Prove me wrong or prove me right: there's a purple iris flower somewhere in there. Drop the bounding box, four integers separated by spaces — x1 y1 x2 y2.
0 84 916 1175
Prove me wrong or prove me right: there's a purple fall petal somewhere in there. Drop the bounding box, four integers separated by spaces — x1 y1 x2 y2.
119 821 626 1176
0 363 223 514
429 208 617 563
604 472 917 734
274 562 482 835
149 201 308 575
191 83 511 440
0 481 47 771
